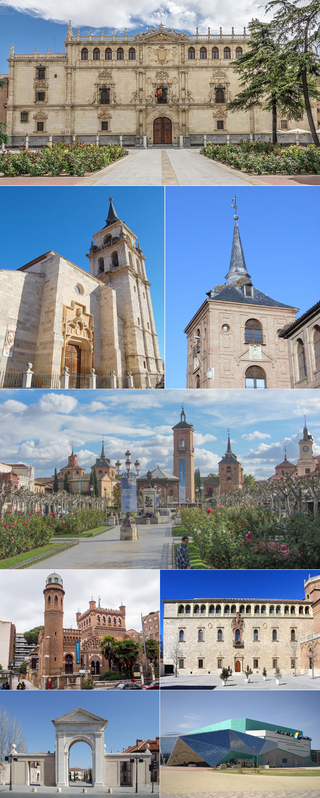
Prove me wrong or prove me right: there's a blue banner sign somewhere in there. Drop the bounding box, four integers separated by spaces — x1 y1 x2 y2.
179 458 186 503
76 641 80 664
121 476 137 513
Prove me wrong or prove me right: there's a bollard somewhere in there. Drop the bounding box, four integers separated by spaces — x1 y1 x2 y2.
143 134 147 149
96 134 99 146
179 134 183 149
89 368 97 389
22 363 33 388
60 366 70 389
127 371 134 389
48 134 53 149
57 789 61 793
25 134 29 151
1 142 5 151
203 134 207 147
119 134 123 147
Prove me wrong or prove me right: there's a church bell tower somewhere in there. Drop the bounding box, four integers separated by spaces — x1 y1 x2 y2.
172 407 195 504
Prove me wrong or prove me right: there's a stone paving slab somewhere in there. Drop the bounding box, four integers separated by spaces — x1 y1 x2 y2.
27 523 173 570
160 672 320 690
166 150 254 186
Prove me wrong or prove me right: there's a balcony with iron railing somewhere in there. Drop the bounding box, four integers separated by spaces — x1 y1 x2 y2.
233 640 244 648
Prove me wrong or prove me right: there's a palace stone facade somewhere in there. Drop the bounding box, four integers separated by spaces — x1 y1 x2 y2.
6 23 316 146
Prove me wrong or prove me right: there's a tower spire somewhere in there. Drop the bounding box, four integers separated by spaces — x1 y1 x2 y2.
227 429 232 453
106 196 120 227
225 199 251 284
101 436 105 458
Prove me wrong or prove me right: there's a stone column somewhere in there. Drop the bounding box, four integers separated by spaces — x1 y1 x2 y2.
25 135 29 150
89 368 97 389
110 370 117 389
22 363 33 388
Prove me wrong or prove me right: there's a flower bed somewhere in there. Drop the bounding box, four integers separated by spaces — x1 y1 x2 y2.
180 504 320 568
0 508 105 558
202 141 320 175
0 141 127 177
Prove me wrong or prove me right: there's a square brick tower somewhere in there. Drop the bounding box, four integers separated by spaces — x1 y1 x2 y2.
173 407 195 504
184 201 298 389
218 431 243 493
87 198 163 388
297 420 315 475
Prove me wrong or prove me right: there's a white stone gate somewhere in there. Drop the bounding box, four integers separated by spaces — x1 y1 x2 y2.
52 708 107 787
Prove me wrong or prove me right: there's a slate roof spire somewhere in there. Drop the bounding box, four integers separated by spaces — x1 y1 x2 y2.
227 429 232 453
225 200 251 284
106 196 120 227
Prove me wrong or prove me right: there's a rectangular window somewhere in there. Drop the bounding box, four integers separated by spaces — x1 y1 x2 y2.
217 120 224 130
178 659 184 669
253 659 259 669
20 112 28 122
37 92 45 101
217 659 223 668
281 120 288 129
291 659 296 668
37 67 45 79
272 658 277 668
244 285 253 297
101 121 108 131
198 659 204 668
282 759 287 764
37 122 44 132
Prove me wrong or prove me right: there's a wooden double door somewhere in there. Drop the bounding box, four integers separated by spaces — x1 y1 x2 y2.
153 117 172 144
65 344 81 388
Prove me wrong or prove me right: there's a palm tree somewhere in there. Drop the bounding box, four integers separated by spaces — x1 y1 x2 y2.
99 635 118 670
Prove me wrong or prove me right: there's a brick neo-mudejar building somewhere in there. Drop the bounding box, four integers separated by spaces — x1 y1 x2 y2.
163 574 320 677
5 23 316 147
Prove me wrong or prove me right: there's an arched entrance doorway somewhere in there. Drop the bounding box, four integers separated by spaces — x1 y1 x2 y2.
235 660 241 672
65 654 73 674
53 708 107 787
91 660 100 676
153 117 172 144
65 344 81 388
69 741 93 787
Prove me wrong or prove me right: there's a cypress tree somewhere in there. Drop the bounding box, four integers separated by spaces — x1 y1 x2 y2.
53 468 58 493
63 472 70 493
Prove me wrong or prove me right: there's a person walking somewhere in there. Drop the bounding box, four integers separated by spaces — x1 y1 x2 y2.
176 535 191 569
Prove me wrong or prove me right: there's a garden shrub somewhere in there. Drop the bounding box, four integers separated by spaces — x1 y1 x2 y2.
0 141 126 178
202 141 320 175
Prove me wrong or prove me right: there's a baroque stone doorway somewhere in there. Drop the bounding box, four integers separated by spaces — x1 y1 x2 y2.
153 117 172 144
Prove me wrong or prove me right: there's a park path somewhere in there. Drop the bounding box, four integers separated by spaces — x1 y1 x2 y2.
27 523 173 569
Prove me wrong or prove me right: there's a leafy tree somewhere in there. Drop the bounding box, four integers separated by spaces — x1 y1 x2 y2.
112 481 121 510
145 638 159 666
53 468 58 493
23 626 44 646
99 635 118 670
0 707 27 759
266 0 320 146
194 468 201 490
243 474 256 487
19 661 27 675
63 472 70 493
114 639 141 674
0 81 8 145
228 19 308 143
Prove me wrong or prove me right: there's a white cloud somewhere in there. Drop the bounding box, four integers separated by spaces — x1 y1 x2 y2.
242 431 272 441
38 393 78 414
193 447 219 474
194 433 217 445
1 399 27 413
0 1 269 32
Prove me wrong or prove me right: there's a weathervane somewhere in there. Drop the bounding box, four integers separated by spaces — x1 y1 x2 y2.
231 196 239 221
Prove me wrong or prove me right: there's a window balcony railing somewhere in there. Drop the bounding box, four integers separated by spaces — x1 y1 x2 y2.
233 640 244 648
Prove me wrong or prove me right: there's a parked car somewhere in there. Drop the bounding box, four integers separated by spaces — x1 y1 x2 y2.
141 680 159 690
110 681 142 690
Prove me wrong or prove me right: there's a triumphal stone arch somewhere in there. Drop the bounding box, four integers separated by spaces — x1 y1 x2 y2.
52 708 107 787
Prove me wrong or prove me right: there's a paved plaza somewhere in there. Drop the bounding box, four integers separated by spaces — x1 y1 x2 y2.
160 672 320 691
27 523 173 570
0 789 158 796
160 766 320 797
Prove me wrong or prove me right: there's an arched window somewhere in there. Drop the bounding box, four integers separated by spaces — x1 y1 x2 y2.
235 47 243 58
284 605 289 615
65 654 73 674
200 47 207 59
188 47 195 59
314 326 320 370
270 605 274 614
179 630 184 641
48 595 51 604
231 605 236 614
185 604 191 614
194 604 199 614
117 47 124 60
129 48 136 60
291 630 296 641
254 605 260 615
245 318 262 343
198 629 203 641
217 629 222 641
104 234 112 246
212 47 219 59
272 629 277 641
246 605 251 614
209 604 214 614
111 251 119 267
261 605 266 615
215 88 225 103
100 88 110 105
235 629 240 642
118 617 121 626
239 605 245 614
179 439 185 451
291 606 296 615
276 605 281 615
226 466 231 473
245 366 266 389
253 629 258 640
93 48 100 60
105 48 112 60
178 604 184 614
96 615 100 623
54 595 58 604
216 604 221 615
299 606 304 615
200 604 206 614
224 47 231 59
113 617 116 625
98 258 104 273
224 604 230 615
196 374 200 388
81 48 88 60
305 607 309 615
297 339 307 381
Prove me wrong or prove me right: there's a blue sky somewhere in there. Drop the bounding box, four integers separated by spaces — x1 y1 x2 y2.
0 187 164 359
0 6 274 74
0 388 319 480
160 691 320 748
0 692 159 765
160 570 320 636
165 187 320 388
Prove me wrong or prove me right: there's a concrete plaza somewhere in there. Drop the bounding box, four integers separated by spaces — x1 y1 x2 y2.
0 789 158 796
160 765 320 797
27 523 173 570
160 672 320 691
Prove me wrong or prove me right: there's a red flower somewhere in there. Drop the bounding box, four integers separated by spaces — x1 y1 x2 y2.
246 532 252 539
207 509 211 514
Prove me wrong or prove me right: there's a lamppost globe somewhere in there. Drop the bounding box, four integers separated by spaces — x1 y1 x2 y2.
134 459 140 476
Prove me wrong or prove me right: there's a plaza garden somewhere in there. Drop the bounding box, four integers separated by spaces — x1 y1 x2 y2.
0 141 126 177
0 507 106 561
202 141 320 176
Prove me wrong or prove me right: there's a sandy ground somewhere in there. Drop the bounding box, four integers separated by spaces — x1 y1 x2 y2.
160 766 320 796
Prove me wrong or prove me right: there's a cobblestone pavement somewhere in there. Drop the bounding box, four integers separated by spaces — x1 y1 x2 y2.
27 523 173 569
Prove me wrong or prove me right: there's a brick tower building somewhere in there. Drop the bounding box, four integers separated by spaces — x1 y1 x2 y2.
184 203 298 389
218 431 243 493
297 420 315 476
41 572 65 676
172 407 195 504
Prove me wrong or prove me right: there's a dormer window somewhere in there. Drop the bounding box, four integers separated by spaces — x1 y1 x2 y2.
244 284 253 297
